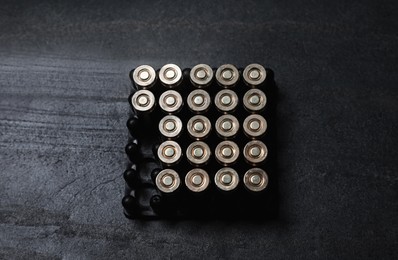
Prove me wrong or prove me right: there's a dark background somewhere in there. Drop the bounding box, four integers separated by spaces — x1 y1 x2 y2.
0 0 397 259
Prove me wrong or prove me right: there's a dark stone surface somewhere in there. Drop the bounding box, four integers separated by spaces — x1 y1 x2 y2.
0 0 397 259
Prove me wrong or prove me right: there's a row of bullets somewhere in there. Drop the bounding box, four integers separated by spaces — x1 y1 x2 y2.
155 167 268 193
132 63 266 89
132 87 266 114
158 114 266 139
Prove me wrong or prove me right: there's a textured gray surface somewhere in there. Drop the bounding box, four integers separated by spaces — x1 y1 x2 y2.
0 0 397 259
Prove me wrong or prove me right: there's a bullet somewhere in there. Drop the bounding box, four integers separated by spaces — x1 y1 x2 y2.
190 64 214 88
126 117 139 136
242 63 267 87
159 64 183 87
132 65 157 89
155 169 181 193
186 141 211 166
187 115 211 140
125 141 140 163
215 114 239 139
130 89 156 114
215 64 239 87
122 195 139 217
157 140 182 166
185 168 210 192
243 89 267 112
214 167 239 191
243 168 269 192
243 114 267 138
243 140 268 165
215 141 240 165
214 89 239 113
123 168 139 189
158 115 183 139
159 90 183 113
187 89 211 113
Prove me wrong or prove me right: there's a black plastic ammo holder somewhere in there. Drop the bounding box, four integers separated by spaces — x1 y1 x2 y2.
122 65 278 220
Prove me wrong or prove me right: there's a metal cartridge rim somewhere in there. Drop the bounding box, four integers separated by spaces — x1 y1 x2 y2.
187 115 212 140
187 89 211 113
157 140 183 165
214 167 239 191
159 115 183 138
215 114 240 138
185 168 210 192
190 64 214 87
159 90 183 113
132 65 157 88
243 114 267 138
159 64 183 87
215 64 239 87
243 168 269 192
186 141 211 165
243 89 267 112
242 63 267 86
155 169 181 193
243 140 268 165
215 140 240 165
214 89 239 113
131 90 156 113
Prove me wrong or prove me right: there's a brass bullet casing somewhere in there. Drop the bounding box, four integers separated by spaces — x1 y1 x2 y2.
215 141 240 165
214 89 239 113
158 115 183 139
190 64 214 88
186 141 211 166
243 140 268 165
157 140 182 166
242 63 267 87
155 169 181 193
159 90 183 113
132 65 157 89
214 167 239 191
159 64 183 87
243 114 267 138
131 89 156 113
243 168 269 192
243 89 267 112
215 114 240 139
185 168 210 192
215 64 239 87
187 89 211 113
187 115 211 140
